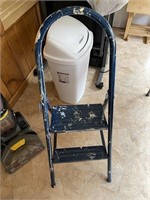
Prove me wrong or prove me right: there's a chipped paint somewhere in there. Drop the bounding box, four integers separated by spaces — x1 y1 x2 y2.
73 7 84 15
87 153 96 159
61 106 68 110
68 123 73 127
60 111 66 118
56 9 63 16
35 30 41 42
73 111 82 121
88 111 97 119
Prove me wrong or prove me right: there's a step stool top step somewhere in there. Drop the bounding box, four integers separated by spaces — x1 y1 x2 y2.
50 104 108 133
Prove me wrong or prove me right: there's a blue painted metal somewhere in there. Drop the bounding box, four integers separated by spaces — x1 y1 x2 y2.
35 6 116 187
50 104 108 133
53 145 108 163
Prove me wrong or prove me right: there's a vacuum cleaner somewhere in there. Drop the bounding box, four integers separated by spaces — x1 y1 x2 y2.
0 93 44 173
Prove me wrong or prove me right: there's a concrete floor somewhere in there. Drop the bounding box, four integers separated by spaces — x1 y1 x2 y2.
1 29 150 200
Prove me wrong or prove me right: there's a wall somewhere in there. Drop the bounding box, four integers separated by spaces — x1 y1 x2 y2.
113 5 150 28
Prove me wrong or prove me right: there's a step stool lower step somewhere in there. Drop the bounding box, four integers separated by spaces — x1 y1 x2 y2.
53 145 108 163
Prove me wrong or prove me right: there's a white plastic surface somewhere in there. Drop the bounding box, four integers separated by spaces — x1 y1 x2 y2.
46 48 92 104
44 16 93 104
88 0 129 16
44 16 90 61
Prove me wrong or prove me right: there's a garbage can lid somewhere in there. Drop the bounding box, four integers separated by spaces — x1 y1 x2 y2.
44 16 90 61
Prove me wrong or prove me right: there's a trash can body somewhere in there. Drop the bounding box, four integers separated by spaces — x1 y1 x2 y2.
44 16 93 104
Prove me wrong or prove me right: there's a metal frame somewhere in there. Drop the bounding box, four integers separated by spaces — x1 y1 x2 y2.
95 13 114 89
35 6 116 187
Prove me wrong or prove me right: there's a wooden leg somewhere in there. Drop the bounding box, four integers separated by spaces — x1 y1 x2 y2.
146 37 150 44
124 13 134 40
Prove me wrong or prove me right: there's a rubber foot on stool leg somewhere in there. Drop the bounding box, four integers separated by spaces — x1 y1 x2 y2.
51 184 55 188
107 177 112 183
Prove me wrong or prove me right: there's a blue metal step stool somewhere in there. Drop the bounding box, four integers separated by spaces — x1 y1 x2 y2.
35 6 116 188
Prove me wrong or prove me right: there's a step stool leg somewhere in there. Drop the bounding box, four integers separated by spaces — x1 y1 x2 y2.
50 168 55 188
100 130 106 147
46 133 56 187
107 130 112 183
107 157 112 182
103 92 108 111
53 133 57 151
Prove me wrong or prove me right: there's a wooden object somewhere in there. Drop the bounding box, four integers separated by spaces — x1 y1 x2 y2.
0 0 37 31
0 2 42 106
124 0 150 43
0 20 4 35
0 79 12 101
127 0 150 15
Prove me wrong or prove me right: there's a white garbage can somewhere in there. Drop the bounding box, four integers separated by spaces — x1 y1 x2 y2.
43 16 93 104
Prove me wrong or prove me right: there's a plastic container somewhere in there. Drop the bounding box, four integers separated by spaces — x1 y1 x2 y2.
44 16 93 104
